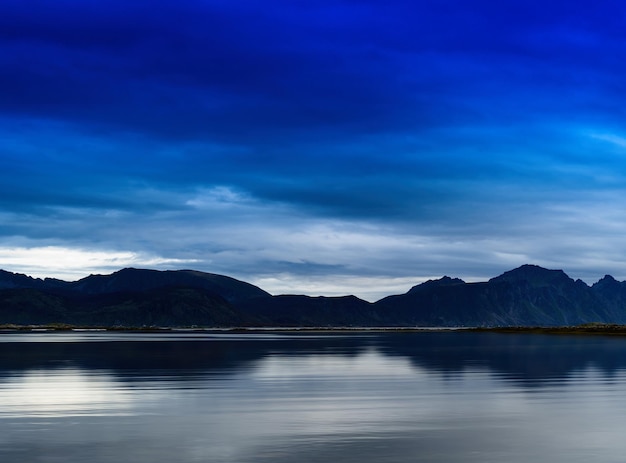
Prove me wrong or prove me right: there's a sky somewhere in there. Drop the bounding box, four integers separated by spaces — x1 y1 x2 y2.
1 0 626 301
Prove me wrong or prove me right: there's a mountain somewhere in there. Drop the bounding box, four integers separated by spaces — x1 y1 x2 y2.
2 265 626 327
0 268 267 326
0 286 254 327
591 275 626 320
376 265 612 326
64 268 271 303
0 269 51 290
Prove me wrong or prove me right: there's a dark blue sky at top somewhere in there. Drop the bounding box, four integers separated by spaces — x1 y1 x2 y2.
1 0 626 299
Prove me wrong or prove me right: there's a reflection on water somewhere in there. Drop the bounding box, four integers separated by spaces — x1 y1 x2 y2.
0 369 132 418
2 332 626 462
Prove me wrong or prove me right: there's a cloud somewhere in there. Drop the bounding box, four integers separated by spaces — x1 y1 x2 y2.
4 178 626 300
0 246 198 281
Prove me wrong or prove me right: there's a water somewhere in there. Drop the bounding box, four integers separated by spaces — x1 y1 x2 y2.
2 330 626 462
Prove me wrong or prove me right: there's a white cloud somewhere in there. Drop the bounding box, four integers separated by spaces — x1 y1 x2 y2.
185 186 256 209
249 274 431 302
0 246 199 281
3 180 626 300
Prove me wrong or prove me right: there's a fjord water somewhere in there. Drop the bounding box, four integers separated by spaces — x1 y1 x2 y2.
2 332 626 462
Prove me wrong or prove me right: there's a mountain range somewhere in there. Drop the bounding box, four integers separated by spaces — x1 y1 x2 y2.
2 264 626 327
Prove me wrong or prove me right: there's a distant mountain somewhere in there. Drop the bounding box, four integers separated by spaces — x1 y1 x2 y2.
2 265 626 327
376 265 612 326
63 268 271 303
591 274 626 320
0 286 253 327
0 269 51 290
0 268 268 326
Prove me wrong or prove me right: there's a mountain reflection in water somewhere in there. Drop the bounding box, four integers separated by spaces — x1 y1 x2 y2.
2 331 626 462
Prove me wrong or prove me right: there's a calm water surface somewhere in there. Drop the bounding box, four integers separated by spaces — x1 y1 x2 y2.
2 331 626 462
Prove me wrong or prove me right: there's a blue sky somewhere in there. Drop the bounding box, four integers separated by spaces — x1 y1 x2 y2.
2 0 626 300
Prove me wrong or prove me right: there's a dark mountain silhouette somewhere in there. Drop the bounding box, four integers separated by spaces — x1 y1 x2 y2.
2 264 626 327
591 274 626 320
0 268 267 327
0 269 52 290
376 264 611 326
62 268 270 303
0 286 252 327
1 268 269 301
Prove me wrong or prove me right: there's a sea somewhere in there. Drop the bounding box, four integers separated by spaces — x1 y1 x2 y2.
2 329 626 462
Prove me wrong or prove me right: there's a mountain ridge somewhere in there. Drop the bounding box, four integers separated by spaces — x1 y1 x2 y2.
1 265 626 327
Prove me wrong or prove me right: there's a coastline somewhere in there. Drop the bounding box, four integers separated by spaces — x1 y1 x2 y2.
3 323 626 335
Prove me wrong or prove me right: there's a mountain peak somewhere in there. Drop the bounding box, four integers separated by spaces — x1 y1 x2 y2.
592 274 623 292
408 275 466 294
489 264 573 286
0 269 46 290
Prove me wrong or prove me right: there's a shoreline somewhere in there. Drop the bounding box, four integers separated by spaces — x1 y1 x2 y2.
3 323 626 335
